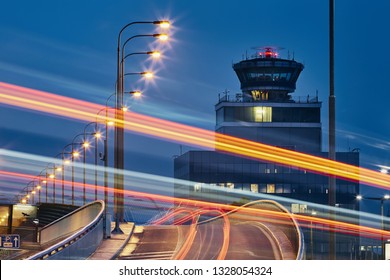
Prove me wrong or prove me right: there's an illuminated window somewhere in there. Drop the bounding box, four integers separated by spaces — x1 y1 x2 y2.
194 183 202 192
251 90 268 101
266 184 275 193
254 106 272 122
226 183 234 189
250 184 259 193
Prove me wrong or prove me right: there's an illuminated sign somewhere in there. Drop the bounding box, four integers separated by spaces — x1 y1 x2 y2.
0 234 20 249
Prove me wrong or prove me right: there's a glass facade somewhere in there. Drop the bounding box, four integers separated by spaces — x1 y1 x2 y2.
217 106 320 124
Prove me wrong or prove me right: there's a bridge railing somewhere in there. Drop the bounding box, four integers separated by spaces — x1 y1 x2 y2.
27 200 105 260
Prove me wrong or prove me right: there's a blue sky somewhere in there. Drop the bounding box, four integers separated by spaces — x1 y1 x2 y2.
1 0 390 200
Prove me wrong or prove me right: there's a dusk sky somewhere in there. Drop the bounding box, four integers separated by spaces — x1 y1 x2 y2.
1 0 390 201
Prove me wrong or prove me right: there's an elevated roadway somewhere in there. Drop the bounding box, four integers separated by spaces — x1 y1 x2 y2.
3 200 303 260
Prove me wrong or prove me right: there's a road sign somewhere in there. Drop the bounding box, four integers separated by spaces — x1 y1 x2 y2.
0 234 20 249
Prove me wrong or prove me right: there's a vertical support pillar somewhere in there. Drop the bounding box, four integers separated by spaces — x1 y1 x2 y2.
328 0 337 260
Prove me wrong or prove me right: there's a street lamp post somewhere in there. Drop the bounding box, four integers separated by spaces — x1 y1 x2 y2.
37 169 48 203
46 163 61 203
63 142 82 206
71 133 93 205
83 123 102 202
357 194 390 259
113 20 169 234
310 210 317 260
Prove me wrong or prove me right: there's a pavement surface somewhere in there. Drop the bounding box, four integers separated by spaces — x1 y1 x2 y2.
88 222 135 260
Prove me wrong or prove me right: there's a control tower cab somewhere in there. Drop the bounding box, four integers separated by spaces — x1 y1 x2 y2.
233 47 304 102
216 47 321 152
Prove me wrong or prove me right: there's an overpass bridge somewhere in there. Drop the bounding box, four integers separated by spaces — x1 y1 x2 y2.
1 200 304 260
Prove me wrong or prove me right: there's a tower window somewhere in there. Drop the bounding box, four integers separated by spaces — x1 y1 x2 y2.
251 90 268 101
254 106 272 122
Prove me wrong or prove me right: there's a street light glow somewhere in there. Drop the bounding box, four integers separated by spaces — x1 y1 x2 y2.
82 142 90 148
148 51 161 58
94 132 102 139
142 71 154 79
154 33 169 41
122 106 128 112
384 194 390 200
356 195 363 200
156 20 170 29
72 151 80 158
130 90 142 97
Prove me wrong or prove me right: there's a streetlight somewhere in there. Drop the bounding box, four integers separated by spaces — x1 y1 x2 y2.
113 20 170 234
25 181 37 204
62 142 82 206
45 163 62 203
37 169 49 203
357 194 390 259
84 122 103 201
72 133 94 205
310 210 317 260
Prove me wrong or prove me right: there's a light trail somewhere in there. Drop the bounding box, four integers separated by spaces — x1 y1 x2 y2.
1 148 389 231
2 168 390 242
154 208 230 260
1 82 390 189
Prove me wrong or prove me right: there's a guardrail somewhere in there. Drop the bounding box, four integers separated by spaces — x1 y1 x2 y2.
27 200 105 260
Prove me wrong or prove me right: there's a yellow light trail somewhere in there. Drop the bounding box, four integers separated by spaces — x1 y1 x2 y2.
1 81 389 190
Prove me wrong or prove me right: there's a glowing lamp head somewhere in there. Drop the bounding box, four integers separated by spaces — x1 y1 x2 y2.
149 51 161 58
42 180 47 184
380 168 388 174
122 106 128 112
56 167 62 172
384 194 390 200
130 91 142 97
48 174 55 179
142 72 154 79
21 199 27 204
72 151 80 158
154 33 168 41
356 195 363 200
36 185 41 190
82 142 90 148
31 190 36 195
107 120 115 126
64 159 71 165
94 132 102 139
157 20 170 29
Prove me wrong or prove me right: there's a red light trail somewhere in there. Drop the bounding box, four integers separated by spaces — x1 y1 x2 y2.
1 82 389 190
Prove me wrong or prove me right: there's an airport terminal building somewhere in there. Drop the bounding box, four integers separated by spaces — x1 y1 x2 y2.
173 48 361 259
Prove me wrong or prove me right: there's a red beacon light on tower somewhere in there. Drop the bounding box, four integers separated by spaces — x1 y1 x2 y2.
256 46 280 58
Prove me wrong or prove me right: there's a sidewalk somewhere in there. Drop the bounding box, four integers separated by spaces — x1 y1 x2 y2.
88 222 135 260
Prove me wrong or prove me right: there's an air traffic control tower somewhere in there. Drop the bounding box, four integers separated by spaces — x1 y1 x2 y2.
216 47 321 152
174 47 360 259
